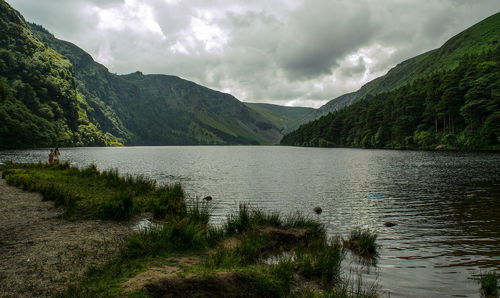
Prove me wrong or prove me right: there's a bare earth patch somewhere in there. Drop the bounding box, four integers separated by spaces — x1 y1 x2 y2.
0 174 133 297
122 256 200 293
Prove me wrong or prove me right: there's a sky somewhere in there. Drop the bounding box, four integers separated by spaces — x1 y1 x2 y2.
7 0 500 108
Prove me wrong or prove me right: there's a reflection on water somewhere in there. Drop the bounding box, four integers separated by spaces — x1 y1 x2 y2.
1 146 499 297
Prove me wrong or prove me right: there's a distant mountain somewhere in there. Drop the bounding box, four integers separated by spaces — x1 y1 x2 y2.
244 102 313 134
290 12 500 132
0 0 116 149
281 13 500 150
28 23 284 145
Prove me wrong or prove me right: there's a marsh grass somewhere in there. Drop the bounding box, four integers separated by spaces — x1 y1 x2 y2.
2 162 185 220
295 238 345 288
344 229 378 257
479 271 499 297
225 204 324 237
59 204 378 297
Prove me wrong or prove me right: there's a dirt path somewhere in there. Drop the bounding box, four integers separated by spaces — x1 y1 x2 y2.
0 173 133 297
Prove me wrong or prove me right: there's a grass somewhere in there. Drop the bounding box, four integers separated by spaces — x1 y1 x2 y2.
344 228 378 257
479 271 499 297
58 201 220 297
295 238 345 288
225 203 324 237
1 162 185 220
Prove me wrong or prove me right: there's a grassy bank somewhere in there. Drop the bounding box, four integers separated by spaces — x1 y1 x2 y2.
1 162 184 220
1 162 378 297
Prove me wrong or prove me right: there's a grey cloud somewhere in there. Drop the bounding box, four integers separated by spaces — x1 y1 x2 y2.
6 0 500 107
274 0 379 80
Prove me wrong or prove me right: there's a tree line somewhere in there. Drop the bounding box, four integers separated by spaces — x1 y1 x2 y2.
281 48 500 150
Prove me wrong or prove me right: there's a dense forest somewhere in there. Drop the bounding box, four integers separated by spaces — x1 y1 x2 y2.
281 48 500 150
0 1 119 149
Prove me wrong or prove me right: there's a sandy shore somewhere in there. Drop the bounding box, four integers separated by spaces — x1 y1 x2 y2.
0 173 133 297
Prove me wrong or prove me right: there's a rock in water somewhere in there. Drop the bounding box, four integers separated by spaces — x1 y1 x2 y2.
203 196 213 201
313 206 322 214
384 221 396 227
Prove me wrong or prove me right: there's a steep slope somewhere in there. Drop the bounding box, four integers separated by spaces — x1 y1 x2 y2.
0 0 115 149
290 12 500 131
244 102 313 134
29 24 282 145
281 47 500 150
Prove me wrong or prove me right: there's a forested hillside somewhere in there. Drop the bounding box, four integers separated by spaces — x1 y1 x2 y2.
0 1 117 148
289 12 500 132
28 23 283 145
281 48 500 150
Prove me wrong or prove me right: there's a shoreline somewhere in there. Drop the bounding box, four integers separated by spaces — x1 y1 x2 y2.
0 164 382 297
0 172 133 297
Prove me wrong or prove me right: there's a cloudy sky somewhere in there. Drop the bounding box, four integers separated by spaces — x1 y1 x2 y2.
7 0 499 107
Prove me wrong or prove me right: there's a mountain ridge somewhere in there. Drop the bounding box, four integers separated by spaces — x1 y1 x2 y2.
287 12 500 133
27 22 300 146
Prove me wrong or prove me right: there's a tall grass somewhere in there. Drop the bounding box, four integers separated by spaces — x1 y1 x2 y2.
124 200 224 258
225 204 323 237
2 162 186 221
344 228 378 257
295 237 345 288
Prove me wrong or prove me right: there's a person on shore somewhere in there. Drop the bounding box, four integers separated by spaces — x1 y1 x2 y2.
48 149 54 164
54 148 60 163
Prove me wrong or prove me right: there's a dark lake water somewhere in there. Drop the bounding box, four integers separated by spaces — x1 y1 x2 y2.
1 146 499 297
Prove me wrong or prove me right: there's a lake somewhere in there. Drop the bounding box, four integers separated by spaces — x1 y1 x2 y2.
1 146 499 297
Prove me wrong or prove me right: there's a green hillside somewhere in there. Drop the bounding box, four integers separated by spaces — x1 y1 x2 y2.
281 48 500 150
28 24 282 145
0 1 116 149
291 12 500 131
244 102 313 134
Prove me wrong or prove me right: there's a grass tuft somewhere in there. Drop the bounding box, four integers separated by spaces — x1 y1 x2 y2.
296 237 345 288
479 271 499 297
344 228 378 257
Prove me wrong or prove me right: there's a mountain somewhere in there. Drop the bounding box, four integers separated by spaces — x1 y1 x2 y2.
289 12 500 132
244 102 313 134
281 18 500 150
28 24 283 145
0 1 117 149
